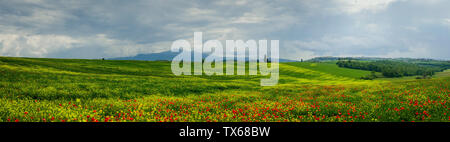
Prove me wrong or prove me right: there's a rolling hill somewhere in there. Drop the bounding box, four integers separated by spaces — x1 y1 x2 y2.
0 56 449 122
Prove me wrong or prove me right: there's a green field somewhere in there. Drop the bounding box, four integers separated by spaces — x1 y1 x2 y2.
435 69 450 78
0 56 449 122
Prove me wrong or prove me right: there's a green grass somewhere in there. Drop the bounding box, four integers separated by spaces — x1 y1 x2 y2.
0 56 449 122
284 62 373 79
434 69 450 78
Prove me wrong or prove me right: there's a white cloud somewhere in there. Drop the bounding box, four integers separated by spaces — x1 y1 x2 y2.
0 33 171 58
232 13 267 24
384 42 432 58
334 0 400 14
285 34 396 59
442 18 450 27
186 8 215 16
214 0 248 6
0 34 78 57
82 34 170 58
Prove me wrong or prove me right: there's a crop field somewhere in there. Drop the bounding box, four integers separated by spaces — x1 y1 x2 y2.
0 56 449 122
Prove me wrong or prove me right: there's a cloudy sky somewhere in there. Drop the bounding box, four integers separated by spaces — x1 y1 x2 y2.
1 0 449 60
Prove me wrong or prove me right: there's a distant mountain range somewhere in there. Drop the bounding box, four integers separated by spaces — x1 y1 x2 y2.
109 51 298 62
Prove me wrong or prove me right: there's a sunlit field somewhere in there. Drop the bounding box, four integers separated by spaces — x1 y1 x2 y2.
0 57 449 122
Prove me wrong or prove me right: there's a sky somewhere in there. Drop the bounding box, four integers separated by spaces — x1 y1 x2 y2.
0 0 449 60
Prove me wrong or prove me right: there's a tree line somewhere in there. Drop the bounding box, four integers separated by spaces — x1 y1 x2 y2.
336 60 444 78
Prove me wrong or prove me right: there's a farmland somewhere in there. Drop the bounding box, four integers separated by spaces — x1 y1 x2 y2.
0 56 449 122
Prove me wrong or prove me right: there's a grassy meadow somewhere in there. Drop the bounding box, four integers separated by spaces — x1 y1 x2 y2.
0 56 449 122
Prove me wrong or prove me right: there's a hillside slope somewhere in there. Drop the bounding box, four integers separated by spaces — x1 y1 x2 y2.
1 56 449 122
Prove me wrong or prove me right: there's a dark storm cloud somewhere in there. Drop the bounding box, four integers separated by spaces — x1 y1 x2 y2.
0 0 449 60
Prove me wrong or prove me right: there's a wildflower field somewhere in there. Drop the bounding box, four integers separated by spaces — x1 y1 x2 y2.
0 57 449 122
